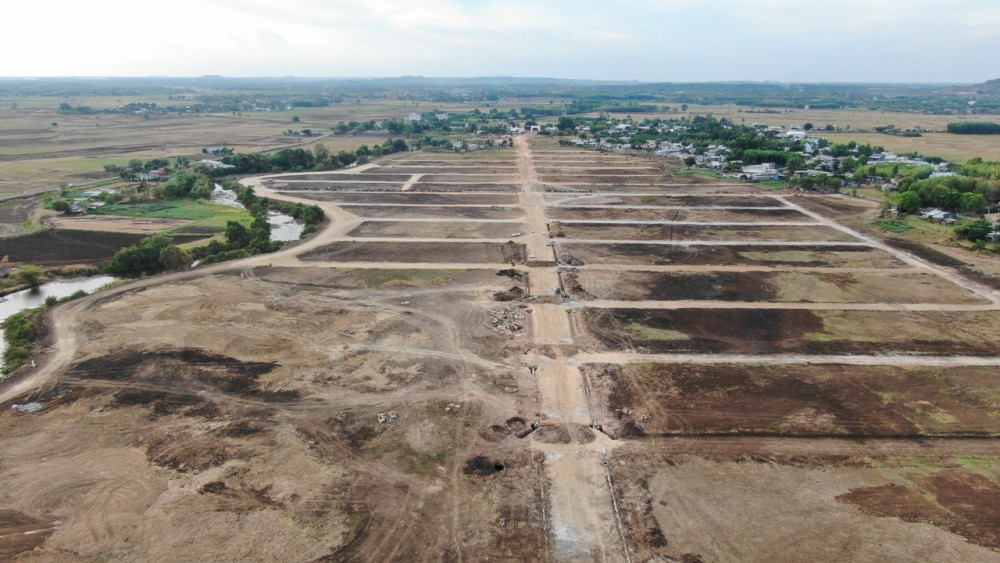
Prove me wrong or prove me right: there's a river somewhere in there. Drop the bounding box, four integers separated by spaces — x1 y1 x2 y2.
0 275 117 374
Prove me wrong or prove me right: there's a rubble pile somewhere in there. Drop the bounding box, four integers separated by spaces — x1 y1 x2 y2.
488 306 525 335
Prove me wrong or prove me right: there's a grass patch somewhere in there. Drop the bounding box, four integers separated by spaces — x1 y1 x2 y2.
874 219 914 233
952 456 1000 480
627 323 689 341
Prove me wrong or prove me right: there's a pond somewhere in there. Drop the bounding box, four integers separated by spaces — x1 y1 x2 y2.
0 275 117 373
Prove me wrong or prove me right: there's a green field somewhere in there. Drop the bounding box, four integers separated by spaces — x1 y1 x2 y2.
94 199 250 229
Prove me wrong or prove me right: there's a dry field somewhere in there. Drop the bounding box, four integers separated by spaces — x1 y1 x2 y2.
4 135 1000 561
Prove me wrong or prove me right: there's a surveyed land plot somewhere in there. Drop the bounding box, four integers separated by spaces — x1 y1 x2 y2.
560 269 987 304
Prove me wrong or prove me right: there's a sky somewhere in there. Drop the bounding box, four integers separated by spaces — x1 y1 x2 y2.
2 0 998 83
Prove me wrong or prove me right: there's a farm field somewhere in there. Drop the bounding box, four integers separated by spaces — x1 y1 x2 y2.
4 134 1000 561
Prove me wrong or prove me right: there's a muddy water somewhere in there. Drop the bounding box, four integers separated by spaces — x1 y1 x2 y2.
212 184 303 242
0 275 116 373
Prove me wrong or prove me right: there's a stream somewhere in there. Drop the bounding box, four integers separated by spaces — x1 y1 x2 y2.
0 275 117 374
212 184 304 242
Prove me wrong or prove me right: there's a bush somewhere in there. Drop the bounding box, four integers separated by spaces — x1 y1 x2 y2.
956 219 994 242
2 310 44 374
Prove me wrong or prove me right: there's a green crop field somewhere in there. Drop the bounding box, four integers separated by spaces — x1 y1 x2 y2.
94 199 250 228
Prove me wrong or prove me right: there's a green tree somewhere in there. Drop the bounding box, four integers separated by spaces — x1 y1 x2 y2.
896 191 922 213
14 265 46 287
50 199 71 213
291 115 300 123
785 155 806 173
224 221 252 249
961 192 988 214
158 245 192 270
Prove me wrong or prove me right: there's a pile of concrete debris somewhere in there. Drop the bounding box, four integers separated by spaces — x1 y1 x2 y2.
489 306 525 335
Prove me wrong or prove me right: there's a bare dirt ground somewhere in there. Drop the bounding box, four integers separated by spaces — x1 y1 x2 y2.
5 136 1000 561
547 206 809 222
48 215 192 234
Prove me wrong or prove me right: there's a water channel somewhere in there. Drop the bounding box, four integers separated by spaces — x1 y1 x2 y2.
0 275 117 374
212 184 304 242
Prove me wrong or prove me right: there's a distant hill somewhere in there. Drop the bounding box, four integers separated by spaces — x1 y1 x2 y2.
944 78 1000 95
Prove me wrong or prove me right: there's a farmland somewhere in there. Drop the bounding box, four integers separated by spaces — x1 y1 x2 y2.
3 130 1000 562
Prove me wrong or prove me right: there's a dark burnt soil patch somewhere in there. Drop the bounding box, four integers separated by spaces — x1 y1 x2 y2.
885 238 965 269
1 229 145 266
591 363 1000 437
411 183 518 192
464 455 506 476
794 196 873 218
300 241 525 264
632 272 778 301
68 348 293 405
838 470 1000 549
556 243 896 267
197 480 284 513
551 195 781 207
560 271 592 299
323 414 386 450
582 308 823 354
144 427 270 472
580 308 1000 356
0 510 57 559
883 238 1000 291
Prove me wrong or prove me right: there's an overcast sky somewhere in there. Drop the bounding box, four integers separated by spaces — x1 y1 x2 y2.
2 0 996 83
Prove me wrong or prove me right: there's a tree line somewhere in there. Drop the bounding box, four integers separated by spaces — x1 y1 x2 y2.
947 122 1000 135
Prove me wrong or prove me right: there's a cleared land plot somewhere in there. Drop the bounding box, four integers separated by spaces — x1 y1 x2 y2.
0 271 543 560
340 205 523 220
284 192 519 205
271 173 414 182
3 229 145 265
544 194 781 207
49 215 193 234
348 221 528 239
370 166 518 174
538 174 671 184
534 167 665 175
609 454 1000 561
269 181 403 192
543 184 758 193
548 207 810 222
387 159 518 166
586 363 1000 437
553 223 856 242
417 174 519 183
411 183 519 192
575 308 1000 356
254 266 502 290
561 270 985 304
556 243 905 268
300 241 526 264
